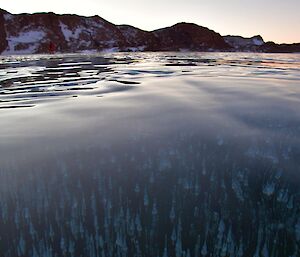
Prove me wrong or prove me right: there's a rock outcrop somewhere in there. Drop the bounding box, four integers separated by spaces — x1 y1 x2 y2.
117 25 160 51
224 35 265 51
2 10 126 54
0 9 299 54
263 41 300 53
0 9 230 54
0 9 8 53
153 23 230 51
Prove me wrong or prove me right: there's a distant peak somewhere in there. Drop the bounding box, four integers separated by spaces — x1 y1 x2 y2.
173 22 201 27
224 34 264 41
252 35 264 40
174 22 195 25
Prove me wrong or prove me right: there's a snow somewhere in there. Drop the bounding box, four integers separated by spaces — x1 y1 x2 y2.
8 31 45 44
127 46 146 52
73 27 85 39
252 38 264 46
59 22 73 41
3 44 36 55
224 36 265 48
3 30 46 54
100 47 120 53
78 49 98 54
59 22 86 41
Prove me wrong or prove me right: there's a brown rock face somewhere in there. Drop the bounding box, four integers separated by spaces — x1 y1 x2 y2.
118 25 160 51
0 9 299 54
262 42 300 53
0 10 232 54
2 11 127 54
224 35 265 52
153 23 230 51
0 9 8 53
54 14 125 52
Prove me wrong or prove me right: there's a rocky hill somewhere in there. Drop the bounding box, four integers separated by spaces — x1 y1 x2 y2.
0 9 126 54
263 41 300 53
223 35 265 52
117 25 160 51
153 23 230 51
0 9 299 54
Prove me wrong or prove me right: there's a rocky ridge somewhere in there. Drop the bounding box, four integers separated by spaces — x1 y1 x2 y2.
0 9 299 54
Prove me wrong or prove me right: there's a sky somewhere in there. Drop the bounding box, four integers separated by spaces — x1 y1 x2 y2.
1 0 299 44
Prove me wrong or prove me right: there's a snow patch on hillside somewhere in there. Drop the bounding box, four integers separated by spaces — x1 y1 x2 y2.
127 46 146 52
59 22 88 42
252 38 264 46
224 35 265 49
73 27 86 39
59 22 73 41
8 31 45 44
100 47 119 53
3 30 46 54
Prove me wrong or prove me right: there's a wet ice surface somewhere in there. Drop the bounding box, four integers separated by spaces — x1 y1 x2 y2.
0 52 300 256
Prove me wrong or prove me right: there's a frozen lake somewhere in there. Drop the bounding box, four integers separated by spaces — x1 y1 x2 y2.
0 52 300 256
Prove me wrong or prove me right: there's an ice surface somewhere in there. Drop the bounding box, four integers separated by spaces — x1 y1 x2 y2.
0 52 299 257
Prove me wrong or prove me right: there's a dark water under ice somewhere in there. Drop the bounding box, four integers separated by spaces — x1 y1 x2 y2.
0 52 300 257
